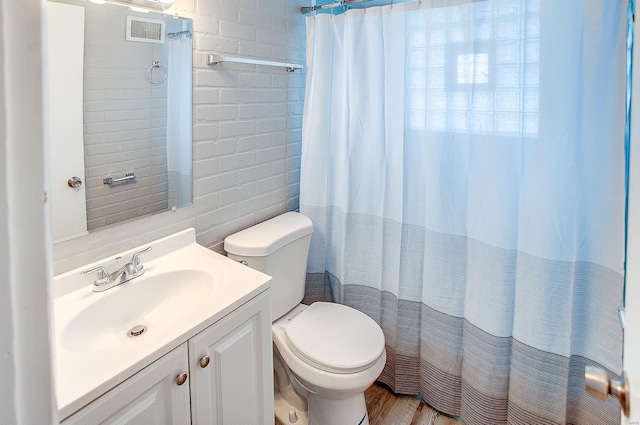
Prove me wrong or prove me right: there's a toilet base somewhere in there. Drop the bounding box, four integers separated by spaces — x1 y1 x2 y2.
275 387 309 425
308 392 369 425
274 386 370 425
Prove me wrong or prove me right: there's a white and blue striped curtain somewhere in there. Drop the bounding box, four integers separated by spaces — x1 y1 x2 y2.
300 1 628 423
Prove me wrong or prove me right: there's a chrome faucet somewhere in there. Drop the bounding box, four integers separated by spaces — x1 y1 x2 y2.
81 246 152 292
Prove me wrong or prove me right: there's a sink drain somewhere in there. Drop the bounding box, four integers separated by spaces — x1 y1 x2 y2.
128 325 147 337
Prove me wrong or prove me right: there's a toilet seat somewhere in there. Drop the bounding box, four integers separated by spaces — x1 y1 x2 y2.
284 302 385 374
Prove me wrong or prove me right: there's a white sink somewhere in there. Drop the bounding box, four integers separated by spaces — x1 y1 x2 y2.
53 228 271 419
61 270 216 352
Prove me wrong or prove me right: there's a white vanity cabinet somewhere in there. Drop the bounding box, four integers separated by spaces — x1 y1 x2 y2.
60 291 273 425
189 290 274 425
61 343 191 425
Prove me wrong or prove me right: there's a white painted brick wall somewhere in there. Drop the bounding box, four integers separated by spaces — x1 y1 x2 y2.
53 0 307 273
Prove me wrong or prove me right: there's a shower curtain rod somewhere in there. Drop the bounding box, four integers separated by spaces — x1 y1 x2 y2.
167 30 191 38
301 0 374 14
301 0 486 14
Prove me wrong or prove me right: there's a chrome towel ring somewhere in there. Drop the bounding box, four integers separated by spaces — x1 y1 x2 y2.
147 61 167 84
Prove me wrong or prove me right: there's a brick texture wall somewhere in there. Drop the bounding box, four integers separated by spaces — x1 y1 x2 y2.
53 0 307 273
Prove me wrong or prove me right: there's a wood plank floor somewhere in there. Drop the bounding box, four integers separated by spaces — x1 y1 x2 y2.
365 382 461 425
275 382 462 425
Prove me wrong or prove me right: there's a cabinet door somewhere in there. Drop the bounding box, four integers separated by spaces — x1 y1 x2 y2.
62 343 191 425
189 291 274 425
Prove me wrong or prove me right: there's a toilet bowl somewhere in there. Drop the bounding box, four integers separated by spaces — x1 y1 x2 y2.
273 303 386 424
224 212 386 425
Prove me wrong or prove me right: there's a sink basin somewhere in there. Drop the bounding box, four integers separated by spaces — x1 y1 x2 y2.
61 270 215 352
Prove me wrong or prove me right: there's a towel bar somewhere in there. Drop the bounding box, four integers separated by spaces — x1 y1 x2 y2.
103 172 135 185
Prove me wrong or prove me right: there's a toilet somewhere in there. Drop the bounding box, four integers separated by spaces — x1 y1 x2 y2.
224 212 386 425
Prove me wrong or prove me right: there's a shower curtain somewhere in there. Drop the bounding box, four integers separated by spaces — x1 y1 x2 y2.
300 0 628 423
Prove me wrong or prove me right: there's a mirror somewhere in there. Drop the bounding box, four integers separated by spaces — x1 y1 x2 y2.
47 0 192 243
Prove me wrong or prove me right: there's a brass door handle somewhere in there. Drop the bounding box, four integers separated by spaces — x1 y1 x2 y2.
585 366 630 417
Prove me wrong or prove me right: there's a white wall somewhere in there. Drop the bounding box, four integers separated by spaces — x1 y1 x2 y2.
0 0 57 423
53 0 307 274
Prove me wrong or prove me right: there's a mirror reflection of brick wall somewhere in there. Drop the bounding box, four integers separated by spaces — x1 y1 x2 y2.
82 3 174 230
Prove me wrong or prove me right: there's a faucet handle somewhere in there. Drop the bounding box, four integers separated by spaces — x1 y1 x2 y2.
81 266 110 286
130 246 152 270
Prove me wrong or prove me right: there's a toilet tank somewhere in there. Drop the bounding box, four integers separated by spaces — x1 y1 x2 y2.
224 212 314 321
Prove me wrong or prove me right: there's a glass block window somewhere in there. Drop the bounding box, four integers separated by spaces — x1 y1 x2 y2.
407 0 539 138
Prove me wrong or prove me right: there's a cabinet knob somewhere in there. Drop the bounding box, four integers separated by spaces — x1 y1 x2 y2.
176 372 188 386
199 356 210 368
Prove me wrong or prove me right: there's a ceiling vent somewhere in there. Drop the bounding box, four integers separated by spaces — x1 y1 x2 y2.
126 16 165 44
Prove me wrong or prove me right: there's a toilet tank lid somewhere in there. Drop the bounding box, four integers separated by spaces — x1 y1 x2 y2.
224 212 314 257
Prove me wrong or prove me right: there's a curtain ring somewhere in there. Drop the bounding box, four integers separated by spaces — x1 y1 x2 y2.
147 61 167 84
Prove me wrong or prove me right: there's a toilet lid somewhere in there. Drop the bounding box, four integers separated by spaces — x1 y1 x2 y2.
284 302 385 374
